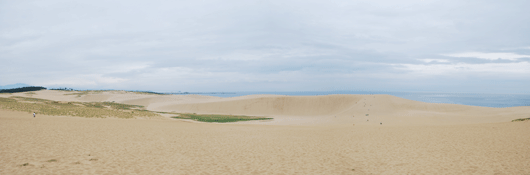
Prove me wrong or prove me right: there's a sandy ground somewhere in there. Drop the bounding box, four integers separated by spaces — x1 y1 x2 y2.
1 90 530 174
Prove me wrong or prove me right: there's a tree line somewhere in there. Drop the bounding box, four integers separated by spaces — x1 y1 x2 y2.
0 86 47 93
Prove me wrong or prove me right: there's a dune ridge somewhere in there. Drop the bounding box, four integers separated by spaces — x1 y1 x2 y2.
1 90 528 126
157 94 530 125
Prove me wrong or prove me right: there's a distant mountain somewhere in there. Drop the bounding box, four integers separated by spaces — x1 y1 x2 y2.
0 83 31 89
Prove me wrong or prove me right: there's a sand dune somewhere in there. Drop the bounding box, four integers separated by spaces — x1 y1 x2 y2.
1 90 530 174
1 110 529 174
157 94 530 126
2 90 528 126
158 95 362 116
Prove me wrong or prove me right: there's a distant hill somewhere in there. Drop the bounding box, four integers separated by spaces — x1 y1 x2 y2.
0 83 31 89
0 86 46 93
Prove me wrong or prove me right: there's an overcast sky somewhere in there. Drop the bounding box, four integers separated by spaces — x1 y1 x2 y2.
1 0 529 93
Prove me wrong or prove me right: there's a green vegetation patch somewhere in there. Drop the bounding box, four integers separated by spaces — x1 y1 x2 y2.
64 92 90 97
101 102 143 110
0 96 272 122
512 118 530 122
171 113 272 123
63 90 104 97
0 97 16 103
0 97 159 119
13 97 50 102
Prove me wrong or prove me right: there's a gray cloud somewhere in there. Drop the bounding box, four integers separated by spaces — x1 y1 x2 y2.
1 0 529 93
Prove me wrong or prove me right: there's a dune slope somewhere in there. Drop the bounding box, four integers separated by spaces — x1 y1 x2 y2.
2 90 529 125
157 94 530 125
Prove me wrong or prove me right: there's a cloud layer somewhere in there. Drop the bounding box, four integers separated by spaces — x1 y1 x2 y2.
443 52 530 61
1 0 529 93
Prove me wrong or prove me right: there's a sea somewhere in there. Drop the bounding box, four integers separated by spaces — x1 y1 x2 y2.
169 91 530 108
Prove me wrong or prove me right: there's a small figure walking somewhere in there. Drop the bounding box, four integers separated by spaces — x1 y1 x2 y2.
33 112 36 118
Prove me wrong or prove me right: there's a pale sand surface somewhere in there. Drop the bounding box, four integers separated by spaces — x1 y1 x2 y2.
4 90 529 126
1 90 530 174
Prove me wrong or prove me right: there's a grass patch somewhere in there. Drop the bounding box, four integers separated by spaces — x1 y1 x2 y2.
0 97 159 119
20 163 29 166
0 97 16 103
47 159 57 162
512 118 530 122
13 97 50 102
1 96 271 122
64 92 89 97
89 158 98 161
100 102 143 110
63 90 103 97
172 113 272 123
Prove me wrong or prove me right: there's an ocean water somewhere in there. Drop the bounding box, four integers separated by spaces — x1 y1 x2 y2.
171 91 530 108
